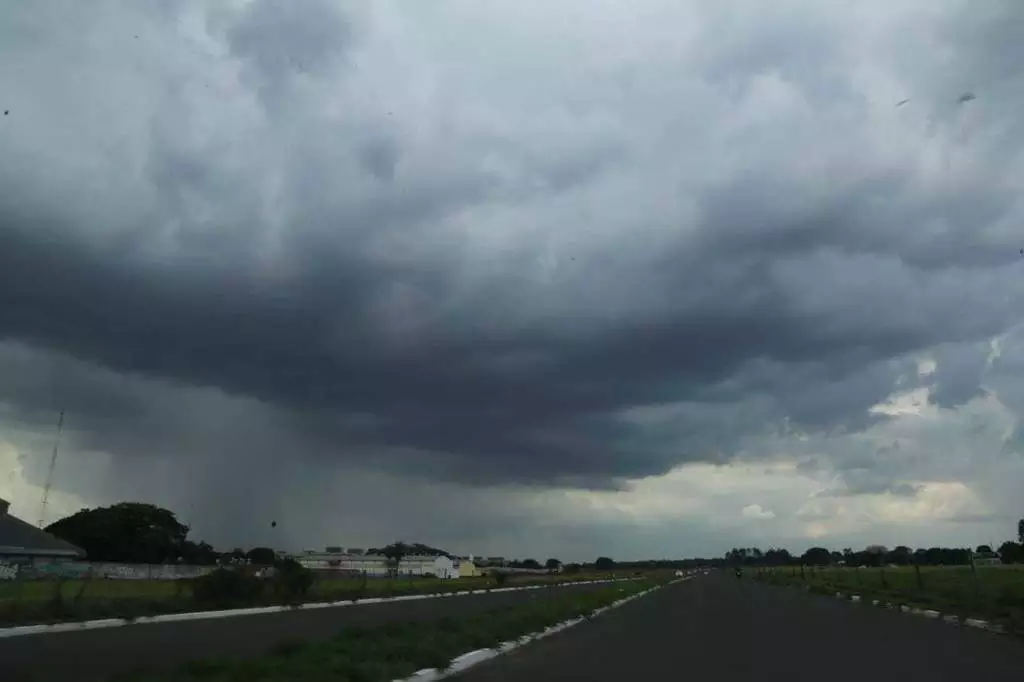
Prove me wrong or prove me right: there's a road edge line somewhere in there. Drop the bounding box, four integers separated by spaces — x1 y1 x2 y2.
825 590 1008 634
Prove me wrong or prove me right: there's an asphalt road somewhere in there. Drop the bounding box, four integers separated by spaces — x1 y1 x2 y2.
456 573 1024 681
2 583 613 682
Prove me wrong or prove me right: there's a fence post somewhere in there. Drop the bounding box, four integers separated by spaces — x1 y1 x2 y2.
879 567 887 589
914 563 923 591
800 564 805 580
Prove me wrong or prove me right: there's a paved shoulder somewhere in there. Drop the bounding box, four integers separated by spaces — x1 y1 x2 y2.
456 575 1024 681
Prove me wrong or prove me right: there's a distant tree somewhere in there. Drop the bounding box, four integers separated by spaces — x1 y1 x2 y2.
998 541 1022 564
594 557 615 571
976 544 993 555
1018 518 1024 545
180 540 219 565
521 558 542 570
862 545 888 567
563 562 582 575
369 542 450 558
801 547 832 566
246 547 277 566
545 558 562 571
46 502 189 563
379 542 410 576
887 546 913 565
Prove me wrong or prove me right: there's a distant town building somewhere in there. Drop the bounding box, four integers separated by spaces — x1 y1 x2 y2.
456 556 480 578
973 551 1001 567
295 547 475 578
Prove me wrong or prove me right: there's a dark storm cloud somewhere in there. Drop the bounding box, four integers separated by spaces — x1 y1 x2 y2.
3 0 1024 498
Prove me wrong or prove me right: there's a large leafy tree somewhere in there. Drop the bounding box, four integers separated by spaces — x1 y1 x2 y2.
46 502 190 564
801 547 832 566
246 547 277 566
997 541 1022 564
368 541 451 575
180 540 219 565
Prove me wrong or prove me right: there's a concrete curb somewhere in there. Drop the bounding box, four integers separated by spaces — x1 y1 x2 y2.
825 590 1008 635
390 576 695 682
0 578 639 640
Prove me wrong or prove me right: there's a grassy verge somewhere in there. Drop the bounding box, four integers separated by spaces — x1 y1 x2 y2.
0 572 640 628
753 566 1024 634
117 580 659 682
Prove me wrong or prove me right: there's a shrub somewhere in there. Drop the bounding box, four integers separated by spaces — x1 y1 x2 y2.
271 558 314 603
190 568 264 608
493 572 508 587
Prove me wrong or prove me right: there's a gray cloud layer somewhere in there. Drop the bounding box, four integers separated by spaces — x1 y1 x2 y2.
2 0 1024 553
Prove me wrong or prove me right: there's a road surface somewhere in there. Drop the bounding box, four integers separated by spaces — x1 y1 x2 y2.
456 573 1024 681
2 582 613 682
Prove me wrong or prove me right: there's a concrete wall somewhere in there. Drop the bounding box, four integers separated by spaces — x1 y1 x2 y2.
0 560 216 581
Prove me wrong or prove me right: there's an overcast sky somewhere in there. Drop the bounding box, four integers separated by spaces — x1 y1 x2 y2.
2 0 1023 562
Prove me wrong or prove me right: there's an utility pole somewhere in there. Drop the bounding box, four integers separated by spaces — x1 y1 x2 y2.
38 408 65 528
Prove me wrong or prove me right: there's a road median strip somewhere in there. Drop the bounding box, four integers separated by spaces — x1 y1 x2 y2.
0 577 638 639
120 575 692 682
391 576 693 682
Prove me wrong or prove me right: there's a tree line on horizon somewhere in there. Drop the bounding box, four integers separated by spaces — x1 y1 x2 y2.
43 501 1023 569
40 501 597 570
721 518 1024 567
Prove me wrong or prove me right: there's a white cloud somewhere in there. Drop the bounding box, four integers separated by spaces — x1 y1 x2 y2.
742 504 777 520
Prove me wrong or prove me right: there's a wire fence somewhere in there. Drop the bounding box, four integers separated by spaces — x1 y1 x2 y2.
750 564 1024 633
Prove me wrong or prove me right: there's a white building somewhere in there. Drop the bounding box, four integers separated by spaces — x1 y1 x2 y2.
432 555 457 579
296 548 463 578
297 550 389 575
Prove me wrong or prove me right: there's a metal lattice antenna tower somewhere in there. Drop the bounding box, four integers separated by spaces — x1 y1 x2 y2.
38 408 65 528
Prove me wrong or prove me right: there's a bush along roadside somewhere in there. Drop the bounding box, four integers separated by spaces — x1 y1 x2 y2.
190 558 315 609
753 568 1023 637
121 580 662 682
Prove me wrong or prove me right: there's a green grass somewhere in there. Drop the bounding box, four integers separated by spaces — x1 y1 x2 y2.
754 564 1024 633
0 571 641 627
121 580 658 682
